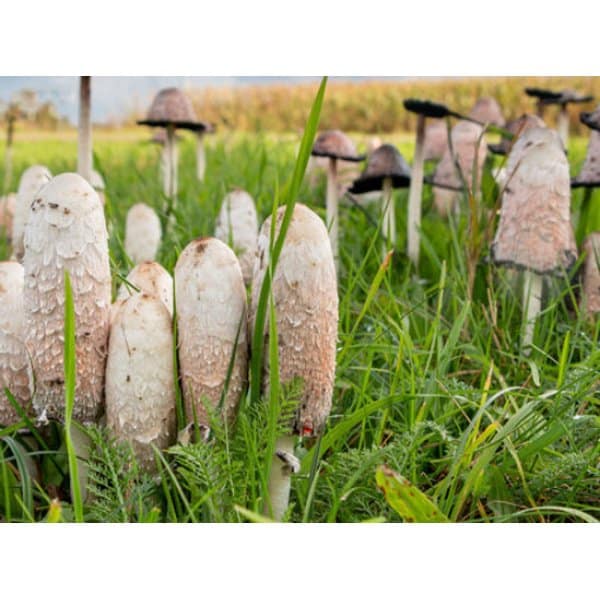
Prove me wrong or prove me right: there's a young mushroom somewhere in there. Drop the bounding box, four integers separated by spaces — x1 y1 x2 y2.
214 188 258 286
175 238 248 432
23 173 111 424
580 232 600 316
105 293 176 471
310 130 365 266
423 120 449 161
12 165 52 261
124 203 162 264
348 144 411 257
468 97 505 127
432 121 487 216
0 261 33 425
491 127 577 353
116 261 173 317
251 204 338 520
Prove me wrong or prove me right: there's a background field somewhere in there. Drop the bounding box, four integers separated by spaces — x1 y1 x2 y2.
0 90 599 522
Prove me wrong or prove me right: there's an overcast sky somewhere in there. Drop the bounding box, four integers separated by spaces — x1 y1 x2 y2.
0 76 404 124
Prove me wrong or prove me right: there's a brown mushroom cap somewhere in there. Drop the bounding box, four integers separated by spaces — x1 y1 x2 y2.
423 120 449 161
488 114 546 155
311 130 365 162
572 129 600 187
469 97 505 127
581 232 600 315
348 144 411 194
137 87 211 132
491 127 577 275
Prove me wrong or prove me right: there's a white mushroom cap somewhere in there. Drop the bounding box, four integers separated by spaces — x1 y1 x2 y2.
0 193 17 240
0 261 32 425
116 261 173 317
433 121 487 216
23 172 111 424
214 189 258 285
175 238 248 428
250 204 338 437
575 129 600 184
491 127 577 275
12 165 52 260
581 232 600 315
469 97 505 126
105 294 176 471
124 203 162 264
423 120 449 161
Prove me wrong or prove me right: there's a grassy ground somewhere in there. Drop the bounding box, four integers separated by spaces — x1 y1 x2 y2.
0 117 599 522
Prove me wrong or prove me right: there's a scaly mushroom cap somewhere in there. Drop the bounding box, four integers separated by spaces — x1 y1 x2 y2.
488 114 546 155
116 261 173 317
423 120 449 161
573 129 600 187
125 203 162 264
0 193 16 239
137 87 209 131
311 130 365 162
12 165 52 260
24 173 111 424
581 232 600 315
469 97 505 126
214 189 258 286
175 238 248 428
349 144 411 194
0 261 33 425
433 121 487 215
106 294 176 471
491 127 577 275
250 204 338 437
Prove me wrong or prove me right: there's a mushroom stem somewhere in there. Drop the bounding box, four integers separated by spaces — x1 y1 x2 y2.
196 132 206 181
407 114 426 267
77 76 92 183
556 105 569 149
522 270 543 353
326 157 339 267
266 434 299 521
165 124 177 199
3 116 15 194
381 176 395 254
160 143 170 197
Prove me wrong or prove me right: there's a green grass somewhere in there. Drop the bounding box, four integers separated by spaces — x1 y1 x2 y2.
0 89 599 522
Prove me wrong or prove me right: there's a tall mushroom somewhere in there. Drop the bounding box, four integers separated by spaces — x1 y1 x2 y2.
432 121 487 216
251 204 338 520
78 76 93 183
348 144 411 257
175 238 248 432
124 203 162 265
23 172 111 424
491 127 577 352
580 232 600 316
137 88 209 200
572 107 600 243
196 123 215 182
12 165 52 261
0 261 32 425
311 130 365 266
106 293 176 471
214 188 258 286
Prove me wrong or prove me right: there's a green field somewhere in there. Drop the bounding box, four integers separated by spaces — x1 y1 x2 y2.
0 106 599 523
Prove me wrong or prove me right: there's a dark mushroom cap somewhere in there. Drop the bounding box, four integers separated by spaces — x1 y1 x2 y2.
469 97 505 127
524 87 564 102
403 98 452 119
580 108 600 132
526 87 593 106
348 144 411 194
311 130 365 162
488 114 546 155
137 87 211 131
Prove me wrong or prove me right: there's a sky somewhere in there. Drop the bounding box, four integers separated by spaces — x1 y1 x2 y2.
0 77 404 124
